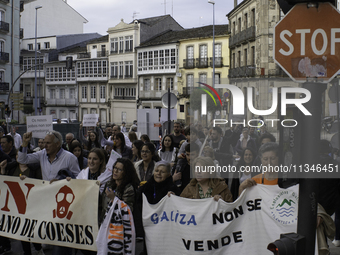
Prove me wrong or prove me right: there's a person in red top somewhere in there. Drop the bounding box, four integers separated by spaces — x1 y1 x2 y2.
238 142 279 195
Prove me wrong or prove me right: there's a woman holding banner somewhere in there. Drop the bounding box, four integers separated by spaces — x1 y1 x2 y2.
179 157 233 202
100 158 139 219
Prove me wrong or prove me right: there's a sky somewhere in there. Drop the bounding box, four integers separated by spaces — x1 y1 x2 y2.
66 0 236 35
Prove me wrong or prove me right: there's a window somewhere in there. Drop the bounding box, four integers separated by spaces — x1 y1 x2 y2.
164 50 170 69
187 46 194 59
119 61 123 78
70 89 75 99
45 66 74 82
148 51 153 69
143 52 148 70
155 78 162 91
37 43 41 50
233 21 236 35
91 86 96 99
252 9 256 26
170 49 176 69
111 38 118 53
76 60 107 78
214 74 220 85
100 86 106 99
215 44 222 57
115 87 136 98
180 105 185 112
82 86 87 99
111 62 118 78
60 89 65 99
232 53 235 68
144 79 150 91
50 89 55 99
244 48 248 66
125 36 133 52
199 73 207 83
25 85 31 97
28 44 33 51
119 37 124 53
244 13 248 29
238 51 241 67
187 74 194 87
154 51 158 69
138 53 142 71
251 46 255 66
238 17 242 32
125 61 133 77
199 45 207 59
166 78 174 90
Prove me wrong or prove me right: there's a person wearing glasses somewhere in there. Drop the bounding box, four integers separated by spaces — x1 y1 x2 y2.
134 142 159 184
18 131 80 181
100 158 139 224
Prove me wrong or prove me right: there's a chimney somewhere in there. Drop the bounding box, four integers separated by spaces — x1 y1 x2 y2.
234 0 237 7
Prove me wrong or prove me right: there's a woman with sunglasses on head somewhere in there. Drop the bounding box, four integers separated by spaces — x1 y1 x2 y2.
100 158 140 224
134 142 159 184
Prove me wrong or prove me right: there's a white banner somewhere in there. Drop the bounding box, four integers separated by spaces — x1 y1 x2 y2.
143 185 299 254
26 115 53 139
106 149 122 171
83 114 99 127
0 176 99 251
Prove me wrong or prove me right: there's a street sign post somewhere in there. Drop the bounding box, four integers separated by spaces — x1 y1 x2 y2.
274 2 340 83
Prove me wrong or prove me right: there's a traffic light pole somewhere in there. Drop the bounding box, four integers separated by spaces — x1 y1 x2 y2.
297 82 326 254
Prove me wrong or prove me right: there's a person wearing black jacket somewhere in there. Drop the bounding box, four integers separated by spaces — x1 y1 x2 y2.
209 126 234 167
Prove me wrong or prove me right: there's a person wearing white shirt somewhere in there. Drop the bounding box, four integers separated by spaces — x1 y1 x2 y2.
8 126 22 150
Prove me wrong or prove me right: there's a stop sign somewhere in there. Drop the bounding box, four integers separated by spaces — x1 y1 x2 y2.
274 2 340 83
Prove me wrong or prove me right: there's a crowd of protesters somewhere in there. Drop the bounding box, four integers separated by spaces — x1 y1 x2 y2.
0 119 338 255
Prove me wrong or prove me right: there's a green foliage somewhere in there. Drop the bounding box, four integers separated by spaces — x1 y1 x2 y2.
189 88 220 113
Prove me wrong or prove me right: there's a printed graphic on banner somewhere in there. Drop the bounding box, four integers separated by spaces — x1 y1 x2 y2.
0 176 99 251
143 185 298 254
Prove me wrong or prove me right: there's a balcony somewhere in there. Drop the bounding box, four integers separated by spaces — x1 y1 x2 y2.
181 87 193 96
0 52 9 63
20 28 23 39
0 82 9 91
0 21 9 33
229 26 256 48
77 52 90 59
209 57 223 68
97 50 108 57
183 59 195 69
0 0 9 4
110 50 118 54
196 58 209 68
110 75 118 79
113 96 136 100
23 96 44 104
139 90 178 99
228 66 256 78
45 98 78 106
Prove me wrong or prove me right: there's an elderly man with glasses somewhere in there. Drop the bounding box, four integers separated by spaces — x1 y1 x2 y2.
18 131 80 181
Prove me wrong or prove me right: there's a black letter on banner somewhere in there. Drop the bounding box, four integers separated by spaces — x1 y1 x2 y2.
182 239 191 250
221 235 231 246
212 213 224 224
194 241 204 251
207 240 219 250
233 231 243 243
255 199 262 210
233 205 244 218
85 225 94 245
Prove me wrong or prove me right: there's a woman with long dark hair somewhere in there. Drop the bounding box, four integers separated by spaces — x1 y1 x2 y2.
113 132 132 159
132 140 144 162
69 141 87 170
158 135 176 163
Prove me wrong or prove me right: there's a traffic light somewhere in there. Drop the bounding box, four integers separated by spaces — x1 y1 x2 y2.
4 105 10 116
66 56 73 70
267 233 305 255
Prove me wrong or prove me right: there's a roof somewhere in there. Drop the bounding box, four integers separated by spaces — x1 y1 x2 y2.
132 14 183 29
138 25 229 47
86 35 109 44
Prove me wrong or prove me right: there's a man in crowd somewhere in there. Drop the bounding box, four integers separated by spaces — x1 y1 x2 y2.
18 131 80 181
1 135 17 161
121 122 127 132
178 127 202 158
170 122 186 149
62 133 74 151
210 126 233 167
8 126 22 150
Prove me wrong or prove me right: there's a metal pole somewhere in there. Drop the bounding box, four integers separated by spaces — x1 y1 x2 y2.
168 88 171 133
297 82 327 255
212 2 215 89
34 6 42 116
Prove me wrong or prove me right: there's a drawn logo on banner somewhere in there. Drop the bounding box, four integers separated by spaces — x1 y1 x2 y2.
270 190 298 225
53 185 75 220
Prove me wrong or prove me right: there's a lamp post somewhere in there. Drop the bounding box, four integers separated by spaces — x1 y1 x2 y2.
34 5 42 116
208 0 215 88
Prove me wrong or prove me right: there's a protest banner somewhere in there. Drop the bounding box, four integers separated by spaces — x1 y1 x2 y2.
106 149 122 171
26 115 53 139
83 114 99 127
0 176 99 251
143 185 299 254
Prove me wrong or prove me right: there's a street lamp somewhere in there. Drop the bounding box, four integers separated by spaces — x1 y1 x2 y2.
34 5 42 116
208 0 215 88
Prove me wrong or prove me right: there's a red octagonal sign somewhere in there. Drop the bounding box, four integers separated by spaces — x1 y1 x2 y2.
274 2 340 83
